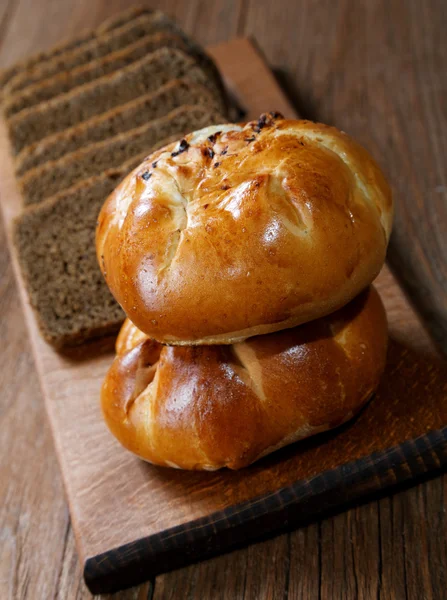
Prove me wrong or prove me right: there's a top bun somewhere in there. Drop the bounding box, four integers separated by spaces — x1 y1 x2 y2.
97 113 393 345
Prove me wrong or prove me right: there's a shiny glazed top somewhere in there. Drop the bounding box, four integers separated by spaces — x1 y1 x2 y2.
96 113 393 344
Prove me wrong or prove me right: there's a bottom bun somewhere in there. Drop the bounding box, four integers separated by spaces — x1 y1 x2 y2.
101 286 388 470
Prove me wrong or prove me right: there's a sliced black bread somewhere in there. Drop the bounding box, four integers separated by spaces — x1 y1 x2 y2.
14 170 125 348
15 79 217 173
7 48 227 153
6 32 188 114
3 11 183 107
3 12 177 112
12 146 159 348
19 105 224 205
0 6 154 93
4 11 225 109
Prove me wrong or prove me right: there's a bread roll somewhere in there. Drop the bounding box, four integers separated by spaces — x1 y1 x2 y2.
97 113 393 345
101 286 388 470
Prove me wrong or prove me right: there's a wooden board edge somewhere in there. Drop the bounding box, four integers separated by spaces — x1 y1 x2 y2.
207 38 298 120
83 427 447 595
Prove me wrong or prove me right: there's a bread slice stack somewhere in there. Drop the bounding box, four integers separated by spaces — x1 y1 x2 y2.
97 114 394 470
6 7 228 347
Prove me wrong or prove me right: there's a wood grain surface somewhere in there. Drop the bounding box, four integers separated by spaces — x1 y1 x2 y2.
0 1 446 599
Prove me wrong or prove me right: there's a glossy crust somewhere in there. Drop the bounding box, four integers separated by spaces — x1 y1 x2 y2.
97 113 393 345
101 286 388 470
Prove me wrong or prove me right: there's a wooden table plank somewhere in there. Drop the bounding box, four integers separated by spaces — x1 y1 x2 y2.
0 1 445 599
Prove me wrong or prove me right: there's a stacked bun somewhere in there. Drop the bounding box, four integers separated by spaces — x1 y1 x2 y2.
97 113 393 470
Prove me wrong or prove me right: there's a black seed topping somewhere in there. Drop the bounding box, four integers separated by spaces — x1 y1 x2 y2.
220 147 228 155
179 138 189 151
255 114 268 131
171 138 189 157
203 203 209 209
245 136 256 143
141 171 151 180
207 131 221 143
253 111 284 132
214 162 221 168
152 161 158 168
206 147 215 159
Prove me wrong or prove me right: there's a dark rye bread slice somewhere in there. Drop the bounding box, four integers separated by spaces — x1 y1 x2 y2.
12 148 156 348
7 48 227 153
19 105 225 205
15 80 218 174
4 11 225 109
13 171 125 348
6 32 188 114
3 12 177 113
0 6 154 93
12 139 185 347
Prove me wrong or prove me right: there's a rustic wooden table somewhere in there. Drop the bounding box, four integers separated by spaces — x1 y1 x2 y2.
0 1 446 598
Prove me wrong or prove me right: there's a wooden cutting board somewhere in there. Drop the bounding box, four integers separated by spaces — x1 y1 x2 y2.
0 38 446 595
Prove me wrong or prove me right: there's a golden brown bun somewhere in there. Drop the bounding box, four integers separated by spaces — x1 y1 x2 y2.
96 113 393 345
101 286 388 470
